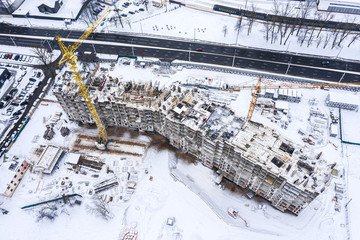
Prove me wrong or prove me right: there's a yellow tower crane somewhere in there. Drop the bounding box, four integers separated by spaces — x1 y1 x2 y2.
246 77 262 122
56 8 111 150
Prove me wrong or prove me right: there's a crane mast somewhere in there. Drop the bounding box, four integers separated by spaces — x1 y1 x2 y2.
246 77 261 122
56 8 111 148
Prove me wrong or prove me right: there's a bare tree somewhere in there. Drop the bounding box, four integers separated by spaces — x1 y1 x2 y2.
277 2 294 45
86 196 113 221
32 47 57 78
298 26 309 47
37 205 58 222
296 1 315 36
262 20 271 42
337 16 355 47
270 0 280 44
246 4 257 35
316 35 323 48
316 11 334 38
323 32 332 49
80 4 97 27
348 33 360 47
234 14 243 45
222 25 228 37
126 20 132 29
143 0 149 11
113 4 124 28
307 26 316 47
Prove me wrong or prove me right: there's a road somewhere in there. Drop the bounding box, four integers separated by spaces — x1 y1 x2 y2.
1 24 360 84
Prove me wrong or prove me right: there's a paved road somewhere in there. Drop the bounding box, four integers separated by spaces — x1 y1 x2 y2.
1 24 360 83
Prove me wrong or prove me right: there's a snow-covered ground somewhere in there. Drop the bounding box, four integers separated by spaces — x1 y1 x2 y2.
0 60 359 240
0 1 360 239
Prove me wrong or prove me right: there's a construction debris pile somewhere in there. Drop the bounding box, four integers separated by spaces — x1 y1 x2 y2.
53 76 332 215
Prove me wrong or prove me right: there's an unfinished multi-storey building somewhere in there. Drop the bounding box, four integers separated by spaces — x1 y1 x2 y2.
53 75 332 215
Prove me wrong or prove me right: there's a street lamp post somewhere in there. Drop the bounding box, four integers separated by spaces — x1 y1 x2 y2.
339 63 348 83
189 44 191 62
9 36 17 47
232 49 237 67
131 39 135 56
285 56 292 75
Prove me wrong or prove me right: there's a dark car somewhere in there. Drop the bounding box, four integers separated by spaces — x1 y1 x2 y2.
13 110 23 116
20 100 28 106
139 8 144 11
128 11 135 14
321 61 330 65
14 55 20 60
121 14 127 17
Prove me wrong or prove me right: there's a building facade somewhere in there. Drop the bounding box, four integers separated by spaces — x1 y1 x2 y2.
317 0 360 15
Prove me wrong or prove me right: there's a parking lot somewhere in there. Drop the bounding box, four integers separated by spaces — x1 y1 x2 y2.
0 52 45 152
91 0 146 20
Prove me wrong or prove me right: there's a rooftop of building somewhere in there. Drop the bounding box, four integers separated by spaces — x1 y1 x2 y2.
232 123 330 192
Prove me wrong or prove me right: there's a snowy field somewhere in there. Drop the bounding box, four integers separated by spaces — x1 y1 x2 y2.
0 60 359 240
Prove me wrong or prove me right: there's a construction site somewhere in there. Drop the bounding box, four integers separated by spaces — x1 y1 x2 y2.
53 70 337 215
2 3 360 240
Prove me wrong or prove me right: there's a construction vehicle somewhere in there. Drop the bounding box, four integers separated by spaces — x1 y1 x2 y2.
56 8 111 150
227 207 248 227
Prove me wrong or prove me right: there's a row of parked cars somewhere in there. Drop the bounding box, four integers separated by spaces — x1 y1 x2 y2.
0 71 41 123
92 1 105 15
0 53 33 63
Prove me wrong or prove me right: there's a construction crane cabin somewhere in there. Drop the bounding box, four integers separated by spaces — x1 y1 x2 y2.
56 8 111 150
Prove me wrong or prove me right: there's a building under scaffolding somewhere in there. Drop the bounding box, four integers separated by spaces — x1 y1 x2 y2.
53 75 332 215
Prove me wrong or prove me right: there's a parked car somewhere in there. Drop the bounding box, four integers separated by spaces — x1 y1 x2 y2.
10 101 19 107
13 110 23 116
321 60 330 65
20 100 28 106
195 48 203 51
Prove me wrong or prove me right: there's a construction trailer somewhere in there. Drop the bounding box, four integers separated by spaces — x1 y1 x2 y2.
54 79 332 215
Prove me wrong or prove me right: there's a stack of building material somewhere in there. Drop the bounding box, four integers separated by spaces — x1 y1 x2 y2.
43 125 54 140
60 126 70 137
